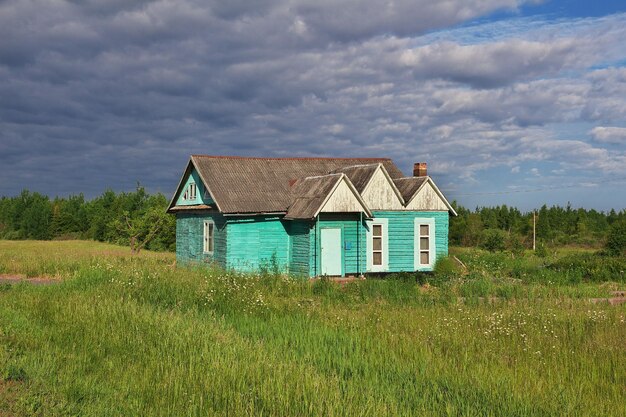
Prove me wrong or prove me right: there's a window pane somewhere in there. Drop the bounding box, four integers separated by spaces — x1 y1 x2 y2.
208 224 214 252
373 237 382 250
420 251 429 265
420 237 429 250
373 224 382 236
373 252 382 265
420 225 429 236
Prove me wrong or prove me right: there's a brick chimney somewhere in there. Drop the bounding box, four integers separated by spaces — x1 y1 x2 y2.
413 162 427 177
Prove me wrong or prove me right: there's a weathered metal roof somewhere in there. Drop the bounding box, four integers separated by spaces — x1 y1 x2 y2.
331 164 379 193
393 177 428 203
284 174 343 220
285 173 373 220
182 156 403 214
393 176 457 216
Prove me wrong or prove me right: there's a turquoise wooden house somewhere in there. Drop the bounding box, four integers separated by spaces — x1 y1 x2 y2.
167 156 456 277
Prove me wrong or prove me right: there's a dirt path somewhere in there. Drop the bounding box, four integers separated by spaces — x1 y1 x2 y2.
0 380 22 417
0 274 60 285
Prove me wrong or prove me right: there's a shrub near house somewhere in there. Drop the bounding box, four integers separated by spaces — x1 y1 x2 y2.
168 156 456 277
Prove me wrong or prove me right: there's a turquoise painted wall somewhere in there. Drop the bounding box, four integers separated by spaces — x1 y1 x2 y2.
288 220 312 277
226 216 290 273
175 211 227 267
372 211 449 272
309 214 367 277
175 209 449 275
175 168 215 206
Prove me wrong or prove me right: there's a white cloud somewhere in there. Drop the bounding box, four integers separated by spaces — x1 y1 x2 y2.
1 0 626 207
399 39 579 87
589 126 626 144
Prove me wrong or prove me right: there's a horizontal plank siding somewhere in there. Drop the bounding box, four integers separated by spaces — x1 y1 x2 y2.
175 211 226 267
288 220 312 277
310 214 367 277
372 211 449 272
226 216 289 273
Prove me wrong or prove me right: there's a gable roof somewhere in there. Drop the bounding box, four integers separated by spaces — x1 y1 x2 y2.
168 155 403 214
394 176 457 216
393 177 428 203
331 164 379 193
285 173 372 220
334 163 405 206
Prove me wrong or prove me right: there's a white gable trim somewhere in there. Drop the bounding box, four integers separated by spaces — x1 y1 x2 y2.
405 177 457 216
361 164 405 208
167 158 222 212
315 174 373 218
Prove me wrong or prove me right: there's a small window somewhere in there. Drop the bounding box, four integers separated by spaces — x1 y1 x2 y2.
419 224 430 265
372 223 383 266
368 219 388 272
203 220 214 254
183 183 196 201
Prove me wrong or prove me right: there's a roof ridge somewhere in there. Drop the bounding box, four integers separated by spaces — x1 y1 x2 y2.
394 176 429 181
301 173 343 179
335 163 381 170
191 154 391 161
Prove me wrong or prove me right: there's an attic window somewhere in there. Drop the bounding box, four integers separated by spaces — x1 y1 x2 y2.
183 183 197 201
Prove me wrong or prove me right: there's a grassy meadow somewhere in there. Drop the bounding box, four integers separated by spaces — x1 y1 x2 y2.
0 241 624 416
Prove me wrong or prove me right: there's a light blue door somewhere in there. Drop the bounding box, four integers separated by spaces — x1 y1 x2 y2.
320 228 342 276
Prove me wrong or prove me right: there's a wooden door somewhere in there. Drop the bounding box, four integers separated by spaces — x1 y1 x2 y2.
320 228 342 276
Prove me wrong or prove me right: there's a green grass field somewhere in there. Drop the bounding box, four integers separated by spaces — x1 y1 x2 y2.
0 241 624 416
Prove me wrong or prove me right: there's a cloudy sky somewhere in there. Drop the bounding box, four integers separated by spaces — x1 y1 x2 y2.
1 0 625 211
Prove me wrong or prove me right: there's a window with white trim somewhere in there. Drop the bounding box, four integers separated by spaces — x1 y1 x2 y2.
183 183 197 201
203 220 214 254
414 218 435 269
372 224 383 266
367 219 388 272
419 224 430 265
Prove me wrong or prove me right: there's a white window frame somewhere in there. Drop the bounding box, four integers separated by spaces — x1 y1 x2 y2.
203 220 214 254
187 183 197 201
366 218 388 272
414 218 435 270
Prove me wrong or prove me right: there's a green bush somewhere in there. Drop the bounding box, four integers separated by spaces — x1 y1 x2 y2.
480 229 507 252
548 253 626 283
507 234 526 257
605 220 626 256
433 256 462 281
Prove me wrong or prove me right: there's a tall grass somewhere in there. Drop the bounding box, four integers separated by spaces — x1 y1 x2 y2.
0 241 624 416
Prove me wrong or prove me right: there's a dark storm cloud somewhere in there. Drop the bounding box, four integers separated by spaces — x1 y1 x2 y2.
0 0 625 207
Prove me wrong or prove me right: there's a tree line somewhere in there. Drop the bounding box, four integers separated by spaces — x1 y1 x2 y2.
0 188 624 254
449 201 626 252
0 186 175 253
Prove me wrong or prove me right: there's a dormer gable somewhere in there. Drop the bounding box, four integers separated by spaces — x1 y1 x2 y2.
168 160 217 212
398 176 457 215
360 164 404 210
285 173 372 220
333 163 404 210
